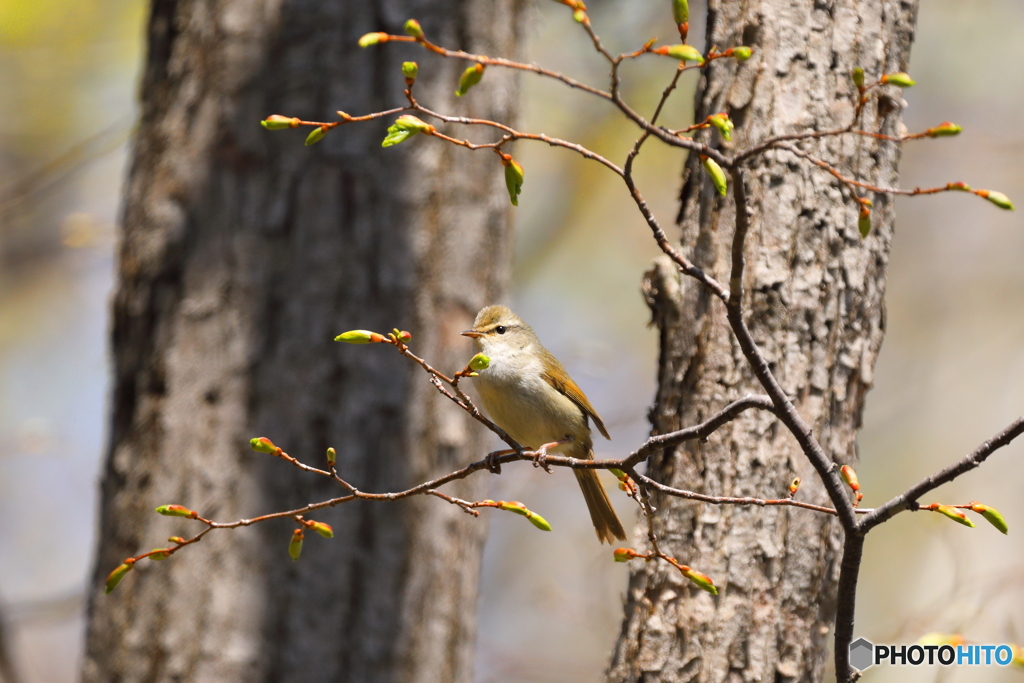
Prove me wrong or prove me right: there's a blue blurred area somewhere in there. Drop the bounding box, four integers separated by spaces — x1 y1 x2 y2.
1 1 1022 682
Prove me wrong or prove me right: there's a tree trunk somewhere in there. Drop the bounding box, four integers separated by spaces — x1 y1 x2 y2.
609 2 917 682
83 1 521 682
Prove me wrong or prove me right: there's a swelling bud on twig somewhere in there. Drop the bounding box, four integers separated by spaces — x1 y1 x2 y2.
148 548 171 561
381 115 435 147
969 502 1009 534
881 72 915 87
708 113 734 142
926 121 962 137
858 206 872 238
456 63 485 97
250 437 278 453
358 32 389 47
613 547 643 562
261 115 300 130
925 503 975 528
401 61 418 83
404 19 423 39
672 0 688 24
288 529 304 561
788 477 801 496
494 501 553 531
502 156 524 206
682 567 718 595
155 504 198 519
729 46 753 61
653 44 705 64
701 156 728 196
305 126 327 146
168 536 185 544
851 67 865 88
326 447 336 466
334 330 387 343
976 189 1015 210
105 559 135 594
469 353 491 371
307 521 334 538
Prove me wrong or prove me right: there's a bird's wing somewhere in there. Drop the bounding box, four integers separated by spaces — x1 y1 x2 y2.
541 355 610 440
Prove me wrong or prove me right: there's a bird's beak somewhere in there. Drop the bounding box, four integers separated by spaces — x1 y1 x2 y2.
461 330 483 339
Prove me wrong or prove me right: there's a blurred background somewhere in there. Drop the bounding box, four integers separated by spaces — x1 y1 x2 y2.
1 0 1021 681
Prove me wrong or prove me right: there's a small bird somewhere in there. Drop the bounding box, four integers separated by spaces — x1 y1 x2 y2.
462 305 627 544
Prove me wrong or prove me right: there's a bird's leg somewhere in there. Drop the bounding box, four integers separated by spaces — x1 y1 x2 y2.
531 438 571 473
484 448 516 474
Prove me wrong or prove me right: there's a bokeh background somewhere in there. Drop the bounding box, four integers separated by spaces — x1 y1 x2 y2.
1 1 1021 682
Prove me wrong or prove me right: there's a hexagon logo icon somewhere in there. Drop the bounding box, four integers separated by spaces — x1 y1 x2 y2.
850 637 874 671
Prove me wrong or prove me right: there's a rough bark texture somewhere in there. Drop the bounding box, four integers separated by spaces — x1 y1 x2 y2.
609 2 917 682
83 1 521 682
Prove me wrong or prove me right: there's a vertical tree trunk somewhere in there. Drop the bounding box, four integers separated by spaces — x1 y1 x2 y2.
83 1 521 682
609 2 917 682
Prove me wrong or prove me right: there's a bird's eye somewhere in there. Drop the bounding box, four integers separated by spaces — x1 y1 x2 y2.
495 325 506 334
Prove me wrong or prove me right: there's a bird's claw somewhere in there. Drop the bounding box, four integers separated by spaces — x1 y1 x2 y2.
531 446 554 473
484 449 514 474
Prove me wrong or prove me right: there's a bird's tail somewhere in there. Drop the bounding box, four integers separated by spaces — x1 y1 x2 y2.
573 466 627 544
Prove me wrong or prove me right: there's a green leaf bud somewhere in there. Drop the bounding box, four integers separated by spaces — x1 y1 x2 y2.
358 32 389 48
970 502 1009 534
305 126 327 146
926 121 962 137
381 115 435 147
456 63 485 97
503 157 524 206
261 115 300 130
654 44 705 64
672 0 689 25
288 529 304 561
730 46 753 61
469 353 491 371
105 560 134 594
404 19 423 39
155 504 197 519
702 156 728 196
977 189 1015 210
881 72 915 87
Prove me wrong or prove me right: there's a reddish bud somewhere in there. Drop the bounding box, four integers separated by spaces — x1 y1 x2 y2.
975 189 1015 211
358 32 390 48
926 121 962 137
788 477 801 495
168 536 185 544
250 437 278 453
682 567 719 595
858 206 871 238
155 504 197 519
261 115 300 130
613 547 637 562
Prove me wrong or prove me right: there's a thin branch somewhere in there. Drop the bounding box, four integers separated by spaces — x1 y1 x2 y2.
859 416 1024 533
725 168 860 532
633 471 844 515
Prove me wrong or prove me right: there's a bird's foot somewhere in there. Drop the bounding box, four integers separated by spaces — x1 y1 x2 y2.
531 440 568 473
484 449 515 474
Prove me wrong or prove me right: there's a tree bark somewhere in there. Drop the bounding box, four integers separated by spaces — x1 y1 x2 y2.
83 1 521 682
609 2 917 682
